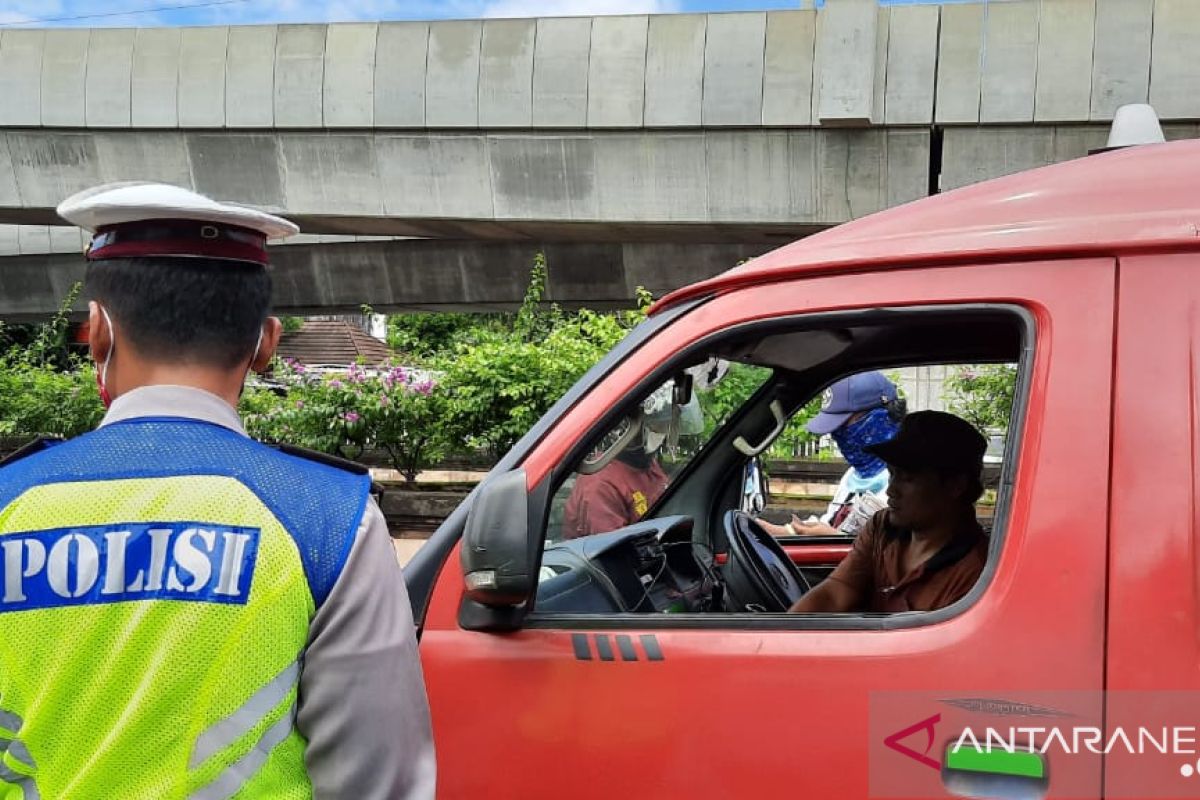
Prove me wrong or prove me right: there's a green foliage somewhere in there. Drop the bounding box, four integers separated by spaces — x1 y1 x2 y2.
387 311 509 359
696 364 824 459
438 257 645 457
0 284 103 441
943 363 1018 433
242 361 448 482
281 316 306 334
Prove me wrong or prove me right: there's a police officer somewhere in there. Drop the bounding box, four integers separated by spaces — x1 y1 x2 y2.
0 183 435 798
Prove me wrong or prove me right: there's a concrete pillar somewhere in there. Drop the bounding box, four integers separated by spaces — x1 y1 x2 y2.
0 30 44 126
41 30 89 127
1149 0 1200 119
816 0 877 125
274 25 327 127
488 136 599 220
426 21 482 127
131 28 180 128
936 3 983 124
587 16 649 128
941 127 1056 191
979 0 1039 123
884 5 938 125
1090 0 1152 120
324 24 377 127
376 136 495 218
280 134 383 216
225 26 276 128
85 29 135 128
375 23 428 127
762 11 815 127
644 14 705 127
532 17 590 128
479 19 535 127
702 12 767 126
179 27 227 128
1034 0 1095 122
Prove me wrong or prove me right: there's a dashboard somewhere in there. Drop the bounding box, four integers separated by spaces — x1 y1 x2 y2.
536 516 721 614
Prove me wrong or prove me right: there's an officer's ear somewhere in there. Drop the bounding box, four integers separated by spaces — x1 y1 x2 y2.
87 301 112 367
251 317 283 373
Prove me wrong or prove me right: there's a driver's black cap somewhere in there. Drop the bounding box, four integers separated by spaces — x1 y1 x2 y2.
865 410 986 474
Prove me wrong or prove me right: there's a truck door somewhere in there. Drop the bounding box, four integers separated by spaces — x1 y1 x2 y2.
1105 253 1200 796
419 258 1114 799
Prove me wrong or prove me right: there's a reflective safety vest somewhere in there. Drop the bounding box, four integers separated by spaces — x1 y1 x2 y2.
0 419 371 800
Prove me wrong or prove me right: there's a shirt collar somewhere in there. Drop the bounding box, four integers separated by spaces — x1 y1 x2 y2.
99 385 248 437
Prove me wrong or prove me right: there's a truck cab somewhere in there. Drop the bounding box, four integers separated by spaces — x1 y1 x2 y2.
404 135 1200 799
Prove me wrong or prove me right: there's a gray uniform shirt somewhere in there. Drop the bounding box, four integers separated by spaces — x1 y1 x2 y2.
101 385 436 799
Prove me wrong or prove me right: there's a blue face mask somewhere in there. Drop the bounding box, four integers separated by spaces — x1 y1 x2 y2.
830 406 900 479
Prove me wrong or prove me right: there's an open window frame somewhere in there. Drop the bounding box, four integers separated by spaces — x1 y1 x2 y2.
523 303 1035 632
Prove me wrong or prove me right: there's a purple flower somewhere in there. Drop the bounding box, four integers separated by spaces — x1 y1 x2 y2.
295 400 305 409
344 411 360 423
329 379 344 389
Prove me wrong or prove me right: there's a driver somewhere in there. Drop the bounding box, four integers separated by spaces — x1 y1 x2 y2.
788 411 989 613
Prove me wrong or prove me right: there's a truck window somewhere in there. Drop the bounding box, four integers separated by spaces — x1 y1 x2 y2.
546 362 772 544
531 308 1028 623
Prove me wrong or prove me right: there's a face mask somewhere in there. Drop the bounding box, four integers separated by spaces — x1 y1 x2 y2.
831 406 900 479
95 306 115 409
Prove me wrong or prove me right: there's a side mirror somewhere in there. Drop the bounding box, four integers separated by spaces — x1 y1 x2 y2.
740 456 769 515
459 468 541 631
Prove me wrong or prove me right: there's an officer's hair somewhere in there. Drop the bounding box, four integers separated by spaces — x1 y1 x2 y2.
85 257 271 369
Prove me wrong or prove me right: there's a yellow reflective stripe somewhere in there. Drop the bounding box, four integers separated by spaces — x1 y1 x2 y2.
0 747 38 800
189 660 299 769
189 702 295 800
0 764 38 800
4 741 33 770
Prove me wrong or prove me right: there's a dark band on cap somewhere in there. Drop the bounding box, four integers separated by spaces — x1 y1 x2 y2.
86 220 269 266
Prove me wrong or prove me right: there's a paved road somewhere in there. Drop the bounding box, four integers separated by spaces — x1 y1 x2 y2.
393 538 426 567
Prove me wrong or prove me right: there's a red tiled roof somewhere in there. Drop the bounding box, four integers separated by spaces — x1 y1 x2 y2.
276 320 393 367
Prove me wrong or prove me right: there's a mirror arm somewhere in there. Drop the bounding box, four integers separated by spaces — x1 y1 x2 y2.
733 400 786 457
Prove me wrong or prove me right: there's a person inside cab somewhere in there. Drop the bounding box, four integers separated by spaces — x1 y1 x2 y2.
789 410 989 614
758 371 903 537
563 382 703 539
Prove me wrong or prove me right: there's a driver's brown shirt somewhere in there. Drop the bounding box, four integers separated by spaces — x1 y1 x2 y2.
826 511 987 612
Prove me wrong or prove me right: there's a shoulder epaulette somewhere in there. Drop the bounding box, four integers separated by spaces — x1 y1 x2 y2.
0 436 65 469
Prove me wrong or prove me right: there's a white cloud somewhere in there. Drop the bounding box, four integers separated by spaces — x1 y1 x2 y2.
0 0 64 26
483 0 683 18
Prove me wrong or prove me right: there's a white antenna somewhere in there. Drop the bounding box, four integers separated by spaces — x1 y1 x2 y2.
1088 104 1167 155
1105 104 1167 149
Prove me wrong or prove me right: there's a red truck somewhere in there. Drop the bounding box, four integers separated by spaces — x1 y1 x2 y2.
404 129 1200 798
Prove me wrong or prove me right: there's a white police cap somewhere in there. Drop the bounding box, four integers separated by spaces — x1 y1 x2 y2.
57 182 299 266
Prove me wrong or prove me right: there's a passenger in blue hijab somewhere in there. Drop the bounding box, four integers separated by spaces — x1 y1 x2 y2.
759 371 903 537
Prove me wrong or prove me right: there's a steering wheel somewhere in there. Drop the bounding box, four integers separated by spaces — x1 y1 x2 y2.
722 510 812 612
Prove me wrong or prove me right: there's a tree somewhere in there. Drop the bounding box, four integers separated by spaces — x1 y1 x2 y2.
438 254 646 457
0 285 103 441
241 360 450 483
943 363 1018 433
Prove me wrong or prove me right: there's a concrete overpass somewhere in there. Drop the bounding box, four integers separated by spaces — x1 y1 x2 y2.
1 0 1199 314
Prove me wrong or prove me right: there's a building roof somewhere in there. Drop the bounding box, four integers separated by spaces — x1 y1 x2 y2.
275 319 393 367
654 139 1200 313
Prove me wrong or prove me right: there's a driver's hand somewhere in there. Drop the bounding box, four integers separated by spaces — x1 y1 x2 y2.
792 516 838 537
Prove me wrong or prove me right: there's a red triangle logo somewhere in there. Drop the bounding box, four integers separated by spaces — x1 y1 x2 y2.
884 713 942 771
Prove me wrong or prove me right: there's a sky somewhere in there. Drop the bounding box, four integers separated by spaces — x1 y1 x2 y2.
0 0 970 29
